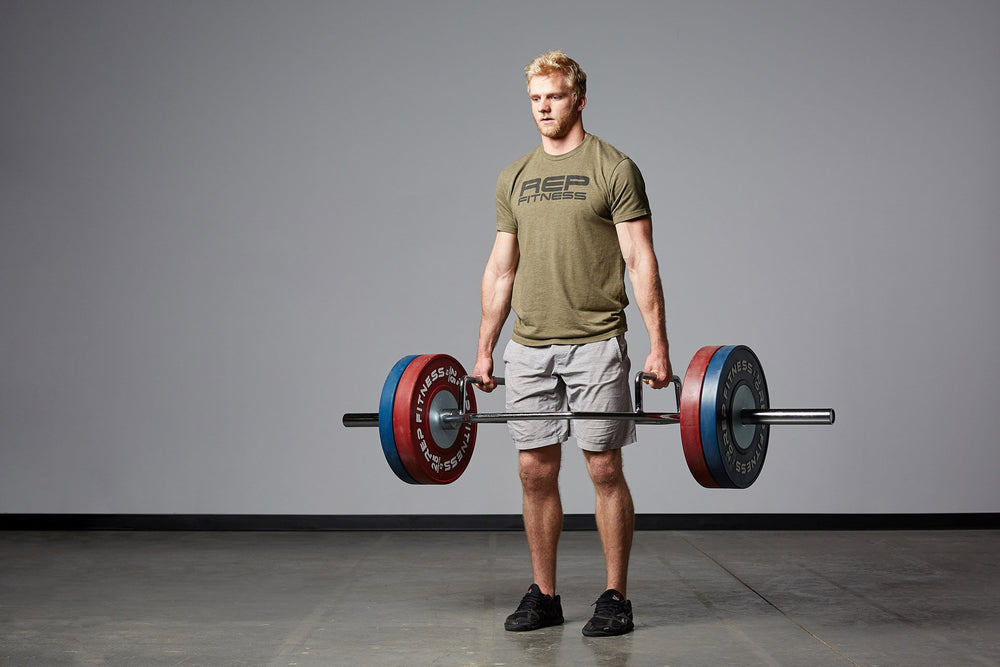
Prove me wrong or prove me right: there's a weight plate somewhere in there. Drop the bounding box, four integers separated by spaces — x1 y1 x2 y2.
379 355 420 484
392 354 477 485
680 346 722 488
700 345 770 489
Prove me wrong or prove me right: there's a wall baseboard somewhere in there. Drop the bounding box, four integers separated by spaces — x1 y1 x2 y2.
1 513 997 531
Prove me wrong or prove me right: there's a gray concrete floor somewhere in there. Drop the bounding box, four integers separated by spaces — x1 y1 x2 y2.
0 530 997 666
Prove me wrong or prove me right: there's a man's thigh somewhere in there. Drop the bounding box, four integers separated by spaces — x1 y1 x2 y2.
503 340 569 449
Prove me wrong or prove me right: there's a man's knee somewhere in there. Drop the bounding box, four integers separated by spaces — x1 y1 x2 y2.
584 449 626 488
519 445 561 494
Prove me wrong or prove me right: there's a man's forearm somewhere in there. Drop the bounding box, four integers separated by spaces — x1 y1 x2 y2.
477 299 510 359
477 269 514 359
631 258 669 356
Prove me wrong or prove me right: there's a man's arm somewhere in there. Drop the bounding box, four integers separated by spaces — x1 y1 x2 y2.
472 231 519 391
616 216 673 388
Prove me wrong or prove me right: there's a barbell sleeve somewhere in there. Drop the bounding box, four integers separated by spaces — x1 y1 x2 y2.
740 409 835 425
343 413 379 428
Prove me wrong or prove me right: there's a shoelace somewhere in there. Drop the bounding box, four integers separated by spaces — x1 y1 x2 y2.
516 590 547 612
592 596 624 617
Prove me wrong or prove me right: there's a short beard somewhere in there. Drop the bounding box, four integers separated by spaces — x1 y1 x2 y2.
536 111 577 139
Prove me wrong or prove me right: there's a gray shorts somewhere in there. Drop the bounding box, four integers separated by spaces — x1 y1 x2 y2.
502 336 637 452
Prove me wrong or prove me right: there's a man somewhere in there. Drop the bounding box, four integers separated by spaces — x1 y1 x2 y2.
472 51 672 637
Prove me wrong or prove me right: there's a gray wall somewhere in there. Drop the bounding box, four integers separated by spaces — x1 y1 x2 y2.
2 1 998 515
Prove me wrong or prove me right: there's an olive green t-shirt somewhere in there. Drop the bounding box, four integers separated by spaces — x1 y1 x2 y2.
496 134 652 346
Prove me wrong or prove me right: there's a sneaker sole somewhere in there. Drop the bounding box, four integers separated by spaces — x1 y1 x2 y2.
582 620 634 637
504 617 564 632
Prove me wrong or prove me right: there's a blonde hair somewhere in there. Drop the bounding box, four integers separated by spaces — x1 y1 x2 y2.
525 50 587 102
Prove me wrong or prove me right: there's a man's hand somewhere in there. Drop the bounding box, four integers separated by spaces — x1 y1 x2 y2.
642 352 673 390
471 356 499 392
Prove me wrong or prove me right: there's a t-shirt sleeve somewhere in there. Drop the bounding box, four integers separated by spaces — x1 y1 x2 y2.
608 158 652 223
496 172 518 233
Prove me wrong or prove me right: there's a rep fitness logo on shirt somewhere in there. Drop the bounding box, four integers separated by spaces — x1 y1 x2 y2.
517 175 590 205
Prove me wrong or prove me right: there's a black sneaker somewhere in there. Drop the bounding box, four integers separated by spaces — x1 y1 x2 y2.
582 589 634 637
504 584 564 632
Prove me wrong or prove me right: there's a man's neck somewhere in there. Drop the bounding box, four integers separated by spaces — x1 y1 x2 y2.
541 125 587 156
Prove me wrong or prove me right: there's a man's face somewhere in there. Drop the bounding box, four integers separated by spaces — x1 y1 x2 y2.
528 74 584 140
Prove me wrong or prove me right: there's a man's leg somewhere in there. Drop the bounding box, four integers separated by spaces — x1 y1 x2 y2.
504 443 565 632
583 448 634 597
519 443 563 596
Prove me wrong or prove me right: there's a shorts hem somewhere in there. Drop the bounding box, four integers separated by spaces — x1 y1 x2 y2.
514 438 567 451
576 436 636 453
